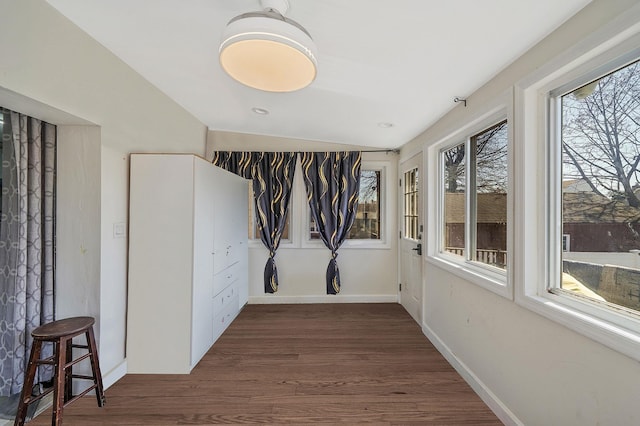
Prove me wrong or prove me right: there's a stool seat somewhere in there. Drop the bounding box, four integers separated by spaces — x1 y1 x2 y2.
32 317 95 339
14 316 105 425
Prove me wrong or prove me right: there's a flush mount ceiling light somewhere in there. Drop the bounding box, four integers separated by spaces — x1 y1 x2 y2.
219 0 317 92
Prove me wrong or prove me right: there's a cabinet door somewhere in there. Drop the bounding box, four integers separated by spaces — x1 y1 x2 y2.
213 169 241 273
228 175 249 307
211 166 248 306
191 158 216 366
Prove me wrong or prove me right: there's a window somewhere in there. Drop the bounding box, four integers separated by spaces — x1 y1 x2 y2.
309 168 382 240
403 168 419 240
441 120 508 270
517 26 640 362
443 142 466 257
248 186 291 241
553 58 640 316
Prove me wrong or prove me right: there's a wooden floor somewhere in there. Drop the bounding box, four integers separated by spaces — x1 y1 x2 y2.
29 303 502 425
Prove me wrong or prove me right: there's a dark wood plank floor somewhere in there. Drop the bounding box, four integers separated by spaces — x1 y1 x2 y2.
29 303 502 425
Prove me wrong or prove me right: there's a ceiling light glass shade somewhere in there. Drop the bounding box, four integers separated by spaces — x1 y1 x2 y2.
219 11 318 92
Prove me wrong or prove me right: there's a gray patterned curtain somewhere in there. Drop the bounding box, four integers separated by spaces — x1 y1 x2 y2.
301 152 361 294
0 109 56 397
212 151 296 293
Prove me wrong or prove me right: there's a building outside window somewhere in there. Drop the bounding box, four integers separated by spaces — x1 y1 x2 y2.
442 120 508 270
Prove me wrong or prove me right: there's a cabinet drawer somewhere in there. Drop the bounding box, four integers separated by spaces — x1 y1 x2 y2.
213 281 237 315
213 261 239 296
213 295 239 339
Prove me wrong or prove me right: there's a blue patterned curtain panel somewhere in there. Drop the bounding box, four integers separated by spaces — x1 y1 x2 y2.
300 151 361 294
253 153 297 293
212 151 296 293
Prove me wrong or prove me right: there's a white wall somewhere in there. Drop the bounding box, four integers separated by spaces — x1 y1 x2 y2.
208 131 399 303
402 0 640 424
424 266 640 426
99 145 129 385
0 0 207 387
56 126 101 323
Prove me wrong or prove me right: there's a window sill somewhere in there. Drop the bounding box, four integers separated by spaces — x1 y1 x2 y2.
248 239 293 249
517 290 640 363
427 253 511 299
249 239 391 250
302 239 391 250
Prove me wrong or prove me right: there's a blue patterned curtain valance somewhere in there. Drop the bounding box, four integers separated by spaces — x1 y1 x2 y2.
211 151 255 179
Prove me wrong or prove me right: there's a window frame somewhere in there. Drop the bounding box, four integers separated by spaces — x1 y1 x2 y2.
302 160 391 249
427 95 513 299
515 19 640 362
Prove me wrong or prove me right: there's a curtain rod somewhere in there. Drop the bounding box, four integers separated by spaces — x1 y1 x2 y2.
360 149 400 154
292 149 399 154
213 149 400 154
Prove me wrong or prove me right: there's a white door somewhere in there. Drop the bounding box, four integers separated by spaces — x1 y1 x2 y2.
400 153 423 324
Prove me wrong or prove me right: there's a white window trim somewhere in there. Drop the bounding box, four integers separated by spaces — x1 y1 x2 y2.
302 160 391 250
514 11 640 362
426 90 514 299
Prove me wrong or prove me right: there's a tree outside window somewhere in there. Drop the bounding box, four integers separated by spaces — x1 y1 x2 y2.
443 120 508 270
560 59 640 313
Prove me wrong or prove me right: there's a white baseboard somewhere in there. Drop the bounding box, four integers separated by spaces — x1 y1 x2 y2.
421 322 523 426
102 359 127 390
249 294 398 304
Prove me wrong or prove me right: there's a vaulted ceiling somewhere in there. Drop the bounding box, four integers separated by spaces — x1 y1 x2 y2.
46 0 592 148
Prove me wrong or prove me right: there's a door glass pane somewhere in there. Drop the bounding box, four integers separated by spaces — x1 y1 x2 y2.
403 168 419 240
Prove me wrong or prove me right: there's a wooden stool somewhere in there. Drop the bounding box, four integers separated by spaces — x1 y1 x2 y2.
14 317 106 425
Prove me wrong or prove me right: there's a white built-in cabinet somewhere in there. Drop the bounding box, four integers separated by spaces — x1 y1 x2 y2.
127 154 248 374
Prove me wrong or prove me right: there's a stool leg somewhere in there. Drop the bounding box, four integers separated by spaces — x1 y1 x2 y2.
86 327 106 406
14 340 43 426
52 338 67 426
64 338 73 403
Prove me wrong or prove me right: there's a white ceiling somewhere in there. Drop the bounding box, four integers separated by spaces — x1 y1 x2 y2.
46 0 591 149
